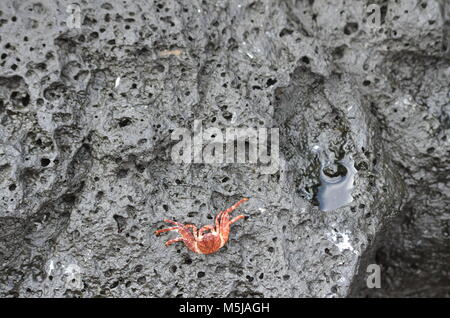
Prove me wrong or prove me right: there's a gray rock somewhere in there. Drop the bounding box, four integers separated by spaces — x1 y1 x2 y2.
0 0 448 297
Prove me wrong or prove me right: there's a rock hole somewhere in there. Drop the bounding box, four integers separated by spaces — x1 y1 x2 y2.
266 78 277 87
223 111 233 120
197 271 205 278
113 214 127 233
40 158 50 167
279 28 293 37
118 118 132 127
137 276 146 285
343 22 358 35
134 265 143 272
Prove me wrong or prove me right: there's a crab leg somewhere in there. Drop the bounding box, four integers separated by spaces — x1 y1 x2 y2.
216 198 249 227
224 198 249 214
155 226 179 235
154 219 200 253
163 219 185 227
184 224 198 239
165 236 199 253
165 237 184 246
229 215 246 225
219 198 249 224
198 225 215 237
217 198 248 247
155 219 192 235
218 213 246 247
215 210 223 229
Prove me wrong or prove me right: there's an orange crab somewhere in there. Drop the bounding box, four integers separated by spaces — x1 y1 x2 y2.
155 198 249 254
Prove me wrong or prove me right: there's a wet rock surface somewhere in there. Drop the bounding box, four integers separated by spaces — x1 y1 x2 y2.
0 0 448 297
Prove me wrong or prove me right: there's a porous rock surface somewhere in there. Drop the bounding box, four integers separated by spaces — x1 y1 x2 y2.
0 0 448 297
